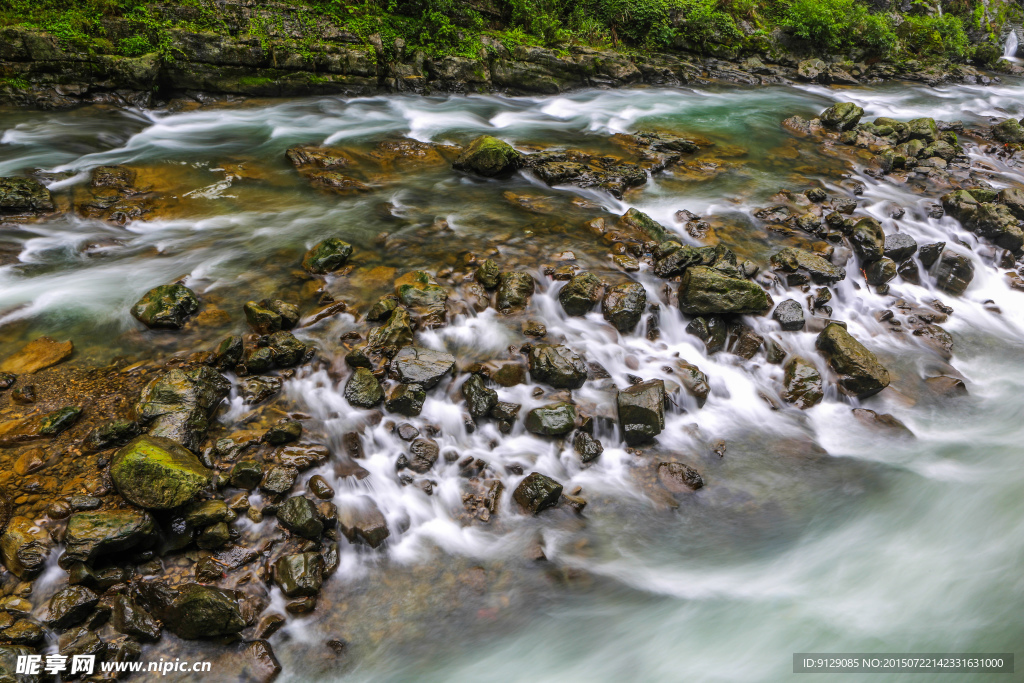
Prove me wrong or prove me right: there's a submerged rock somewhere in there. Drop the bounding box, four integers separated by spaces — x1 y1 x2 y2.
110 435 213 509
513 472 563 514
63 509 158 565
781 357 824 409
657 462 704 492
525 402 577 436
302 238 353 274
816 323 890 398
344 367 384 408
452 135 521 177
0 336 73 374
617 380 666 445
131 284 199 329
678 266 772 316
390 346 455 389
528 344 587 389
558 272 603 317
602 282 647 333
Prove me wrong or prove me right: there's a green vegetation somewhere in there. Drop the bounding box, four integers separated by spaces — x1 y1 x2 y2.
0 0 1020 65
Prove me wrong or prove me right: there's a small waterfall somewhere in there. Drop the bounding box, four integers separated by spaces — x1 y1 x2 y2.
1004 28 1020 62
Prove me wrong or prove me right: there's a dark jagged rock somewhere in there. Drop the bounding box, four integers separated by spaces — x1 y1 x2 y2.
528 344 587 389
164 584 246 640
267 331 308 367
391 346 455 389
302 238 353 274
657 462 704 492
678 266 772 315
931 249 974 295
850 217 885 262
558 272 603 317
135 366 229 452
513 472 562 514
526 151 646 198
63 509 158 565
0 176 53 214
883 233 918 261
676 361 710 407
112 594 161 641
918 242 945 269
772 299 805 331
452 136 521 177
462 374 498 418
864 257 897 285
274 552 324 598
47 586 99 630
110 435 213 510
385 383 426 416
816 323 890 398
782 357 824 409
475 259 501 289
131 284 199 329
525 402 577 436
653 244 714 278
617 380 666 445
496 272 535 313
602 282 647 333
265 418 302 445
572 430 603 463
407 437 439 473
770 247 846 285
344 367 384 408
230 461 263 490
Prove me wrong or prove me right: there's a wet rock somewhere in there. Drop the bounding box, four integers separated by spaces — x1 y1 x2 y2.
277 496 324 539
475 259 501 289
602 282 647 333
816 323 890 398
657 462 704 492
0 517 50 579
617 380 666 445
242 376 283 404
490 401 521 425
46 586 99 630
480 359 527 387
367 308 414 356
528 344 587 389
772 299 805 331
308 475 335 500
462 374 498 418
260 465 298 497
850 217 885 262
852 408 914 437
63 509 158 565
344 367 384 408
782 357 824 409
676 361 710 407
653 244 711 278
918 242 945 269
996 187 1024 220
572 430 603 463
619 208 669 242
686 315 727 353
883 233 918 261
244 301 283 334
230 461 263 490
820 102 864 132
39 405 81 436
907 117 939 143
110 435 212 510
770 247 846 285
135 366 229 452
302 238 353 274
84 419 141 452
395 271 448 313
165 584 245 640
338 497 389 548
452 135 521 177
274 552 324 598
385 383 426 417
864 257 897 285
267 331 309 368
513 472 563 514
0 336 73 374
0 176 53 214
112 594 161 641
57 625 105 662
131 284 199 329
407 437 440 473
940 189 978 221
2 619 44 646
678 266 772 316
527 152 646 199
265 418 302 446
525 402 577 436
391 346 455 389
931 249 974 295
496 272 535 313
558 272 603 316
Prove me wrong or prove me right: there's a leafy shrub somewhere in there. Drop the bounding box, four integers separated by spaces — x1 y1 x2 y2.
899 13 970 58
119 34 153 56
673 0 742 48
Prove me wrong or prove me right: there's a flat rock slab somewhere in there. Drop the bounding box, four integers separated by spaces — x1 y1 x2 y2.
0 337 73 374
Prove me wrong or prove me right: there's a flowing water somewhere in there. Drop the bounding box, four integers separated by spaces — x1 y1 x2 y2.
2 81 1024 682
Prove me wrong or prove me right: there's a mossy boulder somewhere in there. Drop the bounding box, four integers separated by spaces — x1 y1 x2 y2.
820 102 864 132
602 282 647 333
344 367 384 408
677 266 772 316
496 272 535 313
110 435 213 510
243 300 282 334
63 509 158 565
130 284 199 329
782 357 824 409
475 258 501 289
770 247 846 285
992 117 1024 143
452 135 521 177
964 203 1024 252
512 472 563 514
528 344 587 389
617 379 666 445
907 117 939 143
816 323 890 398
302 238 353 274
558 272 603 317
524 402 577 436
273 552 324 598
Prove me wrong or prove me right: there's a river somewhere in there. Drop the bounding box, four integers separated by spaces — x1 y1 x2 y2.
1 80 1023 682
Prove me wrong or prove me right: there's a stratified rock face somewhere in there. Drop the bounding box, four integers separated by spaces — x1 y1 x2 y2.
528 344 587 390
302 238 353 274
63 509 159 565
110 435 213 509
0 336 73 374
135 366 230 452
816 324 890 398
274 552 324 597
390 346 455 389
452 136 521 177
513 472 563 513
819 102 864 131
131 284 199 329
558 272 603 317
782 357 824 409
0 176 53 214
165 584 246 639
0 517 50 579
602 282 647 333
677 266 772 316
524 402 577 436
617 380 666 445
344 367 384 408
